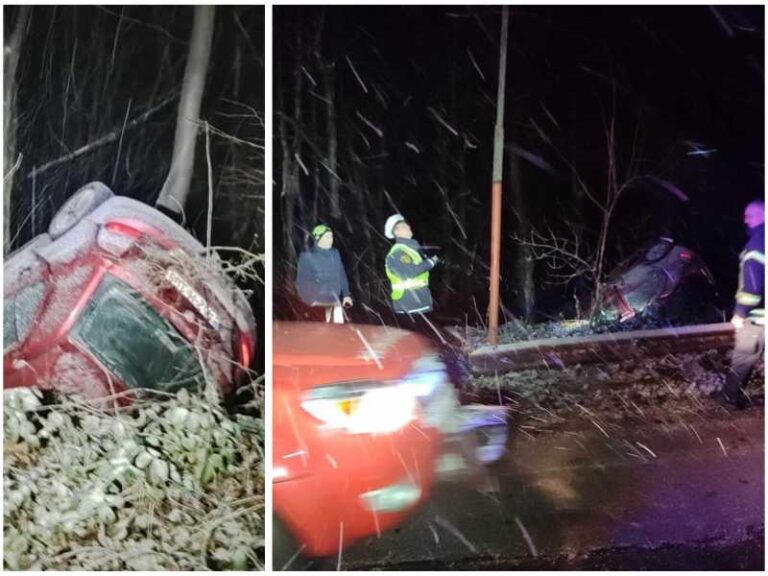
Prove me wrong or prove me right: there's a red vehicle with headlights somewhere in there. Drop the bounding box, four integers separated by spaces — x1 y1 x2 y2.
4 182 255 402
273 321 465 565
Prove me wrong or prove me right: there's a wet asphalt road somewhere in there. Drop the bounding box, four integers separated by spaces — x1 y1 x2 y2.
320 404 764 571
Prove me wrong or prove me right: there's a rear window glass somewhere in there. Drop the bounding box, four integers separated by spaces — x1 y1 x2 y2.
71 275 204 392
4 282 46 350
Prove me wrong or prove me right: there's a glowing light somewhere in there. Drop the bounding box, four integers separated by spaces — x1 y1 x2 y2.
239 335 252 368
302 385 417 434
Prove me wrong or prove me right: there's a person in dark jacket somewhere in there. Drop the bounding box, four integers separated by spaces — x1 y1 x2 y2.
295 224 353 323
721 200 765 409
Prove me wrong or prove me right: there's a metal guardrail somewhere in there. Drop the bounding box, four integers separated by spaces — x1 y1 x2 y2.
468 322 735 375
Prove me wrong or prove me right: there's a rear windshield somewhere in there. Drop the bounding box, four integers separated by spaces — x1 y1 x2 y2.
4 282 46 350
71 274 204 392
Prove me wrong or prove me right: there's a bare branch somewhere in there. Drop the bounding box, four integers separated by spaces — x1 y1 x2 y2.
25 95 178 180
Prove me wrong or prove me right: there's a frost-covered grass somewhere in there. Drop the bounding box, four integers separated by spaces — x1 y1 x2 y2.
458 312 721 349
4 387 264 570
470 349 764 424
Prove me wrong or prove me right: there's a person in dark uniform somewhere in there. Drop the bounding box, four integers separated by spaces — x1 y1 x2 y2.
721 200 765 409
383 213 442 338
295 224 353 323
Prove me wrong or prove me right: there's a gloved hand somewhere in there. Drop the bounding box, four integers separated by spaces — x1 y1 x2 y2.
429 255 440 268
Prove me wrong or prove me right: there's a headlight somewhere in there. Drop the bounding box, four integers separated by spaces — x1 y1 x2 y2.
302 381 417 434
302 355 452 435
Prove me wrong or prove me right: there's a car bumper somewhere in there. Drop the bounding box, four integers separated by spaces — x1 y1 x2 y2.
273 425 439 557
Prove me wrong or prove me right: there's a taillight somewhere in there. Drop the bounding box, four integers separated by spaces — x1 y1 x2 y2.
104 221 143 238
238 333 253 369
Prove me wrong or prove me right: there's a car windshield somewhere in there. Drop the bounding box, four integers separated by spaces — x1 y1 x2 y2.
72 274 205 392
4 282 46 351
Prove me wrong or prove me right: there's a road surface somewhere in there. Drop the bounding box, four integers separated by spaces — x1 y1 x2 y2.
321 403 764 570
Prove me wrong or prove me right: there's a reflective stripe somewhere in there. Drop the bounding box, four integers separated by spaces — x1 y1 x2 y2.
741 250 766 265
737 292 762 306
396 305 432 314
386 243 430 302
751 309 765 316
391 278 429 290
735 247 764 311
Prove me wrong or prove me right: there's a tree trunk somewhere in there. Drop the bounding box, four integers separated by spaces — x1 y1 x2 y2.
277 84 296 265
508 147 535 321
590 108 619 317
4 6 30 254
569 139 585 239
156 5 215 215
279 23 304 267
322 59 340 220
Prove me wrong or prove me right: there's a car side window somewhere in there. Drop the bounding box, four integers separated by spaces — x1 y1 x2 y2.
71 274 205 392
4 282 46 350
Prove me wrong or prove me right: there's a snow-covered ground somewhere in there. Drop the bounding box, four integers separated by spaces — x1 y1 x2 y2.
469 348 763 424
3 388 265 570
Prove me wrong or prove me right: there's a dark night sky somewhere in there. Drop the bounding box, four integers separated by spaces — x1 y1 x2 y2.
277 6 764 322
10 6 264 251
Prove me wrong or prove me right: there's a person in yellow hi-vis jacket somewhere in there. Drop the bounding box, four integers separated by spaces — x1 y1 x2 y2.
721 200 765 409
384 214 439 319
382 214 502 493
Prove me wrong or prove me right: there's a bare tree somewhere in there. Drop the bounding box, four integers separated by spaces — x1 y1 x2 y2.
507 140 535 321
515 99 688 319
4 6 30 255
156 5 215 215
320 57 340 220
277 21 305 267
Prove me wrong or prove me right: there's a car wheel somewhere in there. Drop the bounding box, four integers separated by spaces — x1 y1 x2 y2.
273 516 308 570
643 238 675 264
48 181 113 239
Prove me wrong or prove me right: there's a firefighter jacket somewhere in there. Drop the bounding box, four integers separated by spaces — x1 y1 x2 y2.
385 238 435 315
295 247 350 307
735 223 765 325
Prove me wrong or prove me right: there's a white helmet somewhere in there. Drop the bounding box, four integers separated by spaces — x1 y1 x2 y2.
384 213 406 239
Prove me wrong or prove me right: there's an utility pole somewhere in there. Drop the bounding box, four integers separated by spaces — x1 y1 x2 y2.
488 6 509 345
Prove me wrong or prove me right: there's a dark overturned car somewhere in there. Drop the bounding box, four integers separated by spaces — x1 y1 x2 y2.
598 237 721 325
4 182 257 404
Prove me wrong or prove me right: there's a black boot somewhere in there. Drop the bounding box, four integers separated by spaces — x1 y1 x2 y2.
720 389 749 410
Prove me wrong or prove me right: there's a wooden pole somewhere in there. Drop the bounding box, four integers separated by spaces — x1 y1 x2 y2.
488 6 509 345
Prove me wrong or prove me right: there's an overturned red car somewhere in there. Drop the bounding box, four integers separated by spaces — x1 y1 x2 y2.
600 236 717 322
4 182 256 402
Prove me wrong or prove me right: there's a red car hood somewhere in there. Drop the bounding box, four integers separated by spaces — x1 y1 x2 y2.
274 321 431 387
